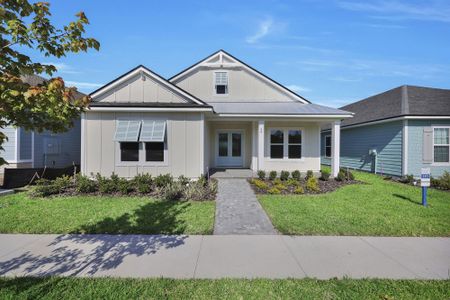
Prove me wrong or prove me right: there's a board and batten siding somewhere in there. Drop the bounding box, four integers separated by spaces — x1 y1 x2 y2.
1 126 16 162
82 112 203 178
19 128 32 160
321 121 403 176
407 119 450 178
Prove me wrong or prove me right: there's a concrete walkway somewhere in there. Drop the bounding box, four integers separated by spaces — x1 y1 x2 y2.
0 234 448 279
214 179 277 235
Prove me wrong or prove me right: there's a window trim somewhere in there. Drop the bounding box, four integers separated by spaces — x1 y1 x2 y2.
432 126 450 166
267 127 304 161
213 71 229 96
325 135 332 158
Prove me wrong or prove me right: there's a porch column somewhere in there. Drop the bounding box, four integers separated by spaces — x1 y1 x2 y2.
331 120 341 178
258 120 265 170
251 121 258 171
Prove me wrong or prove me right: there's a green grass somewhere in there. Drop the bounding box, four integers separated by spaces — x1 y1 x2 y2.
0 277 448 300
259 170 450 236
0 193 215 234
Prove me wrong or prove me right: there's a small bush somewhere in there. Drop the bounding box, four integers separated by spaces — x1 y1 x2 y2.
286 178 300 187
305 170 314 180
96 173 117 194
252 179 269 190
133 174 153 194
274 183 287 191
294 186 305 194
53 175 73 192
117 178 132 194
184 179 217 201
434 171 450 190
306 177 320 192
280 170 290 181
273 178 282 185
269 171 277 180
75 174 97 193
178 175 190 186
335 170 346 182
291 170 301 181
162 182 184 201
320 170 330 181
257 170 266 180
339 168 355 181
154 174 174 188
268 187 281 194
28 179 59 197
400 174 414 184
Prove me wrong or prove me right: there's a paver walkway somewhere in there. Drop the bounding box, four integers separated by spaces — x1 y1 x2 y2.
0 234 448 279
214 179 277 235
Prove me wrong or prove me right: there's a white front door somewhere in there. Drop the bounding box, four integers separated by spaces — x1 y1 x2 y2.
216 130 244 167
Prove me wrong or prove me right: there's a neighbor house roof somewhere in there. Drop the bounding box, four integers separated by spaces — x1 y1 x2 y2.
21 74 86 99
336 85 450 127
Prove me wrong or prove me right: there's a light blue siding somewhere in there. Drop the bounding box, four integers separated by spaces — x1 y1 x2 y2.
1 126 17 162
407 119 450 178
19 128 32 160
321 121 403 176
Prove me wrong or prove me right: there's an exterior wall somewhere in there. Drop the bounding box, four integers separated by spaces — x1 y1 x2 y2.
321 121 403 176
19 128 32 160
82 112 203 178
1 125 16 162
95 73 188 104
174 68 297 102
407 119 450 178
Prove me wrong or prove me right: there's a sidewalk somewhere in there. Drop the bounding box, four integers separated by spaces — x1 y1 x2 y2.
0 234 448 279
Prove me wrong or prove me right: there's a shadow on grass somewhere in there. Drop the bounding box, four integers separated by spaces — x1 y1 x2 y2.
392 193 422 206
0 201 190 277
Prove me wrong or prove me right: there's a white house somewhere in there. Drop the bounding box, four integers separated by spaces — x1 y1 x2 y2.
81 50 352 178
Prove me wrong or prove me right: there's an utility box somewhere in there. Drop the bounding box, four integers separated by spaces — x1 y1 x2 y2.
43 137 60 155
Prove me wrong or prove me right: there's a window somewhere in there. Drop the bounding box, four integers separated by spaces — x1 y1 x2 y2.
215 72 228 95
434 127 449 163
288 130 302 159
146 142 164 162
120 142 139 161
325 135 331 158
270 128 302 159
270 129 284 159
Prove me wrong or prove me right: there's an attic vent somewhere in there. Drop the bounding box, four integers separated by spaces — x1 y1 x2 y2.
214 72 228 95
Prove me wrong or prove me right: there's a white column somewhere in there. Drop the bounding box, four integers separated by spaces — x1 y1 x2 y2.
258 120 265 170
251 121 258 171
331 120 341 178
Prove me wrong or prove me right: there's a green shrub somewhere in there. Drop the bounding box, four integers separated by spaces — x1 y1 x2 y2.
435 171 450 190
184 179 218 201
339 168 355 181
162 182 184 201
53 175 73 192
280 170 290 181
267 187 281 194
75 174 97 193
335 170 346 182
28 179 59 197
400 174 414 184
133 174 153 194
154 174 173 188
291 170 301 181
305 170 314 180
306 177 320 192
294 186 305 194
274 183 287 191
286 178 300 187
273 178 282 185
320 170 330 181
117 178 132 194
257 170 266 180
96 173 117 194
178 175 190 186
269 171 277 180
252 179 269 190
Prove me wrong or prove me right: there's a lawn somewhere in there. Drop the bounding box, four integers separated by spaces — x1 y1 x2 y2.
0 193 215 234
0 277 448 299
259 169 450 236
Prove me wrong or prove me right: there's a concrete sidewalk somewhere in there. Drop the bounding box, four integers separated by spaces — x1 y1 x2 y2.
0 234 448 279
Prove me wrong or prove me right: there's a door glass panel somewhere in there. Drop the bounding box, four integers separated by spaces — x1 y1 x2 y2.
218 133 228 157
232 133 241 157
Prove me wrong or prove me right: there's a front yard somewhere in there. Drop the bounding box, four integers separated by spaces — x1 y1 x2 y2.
0 193 215 235
259 169 450 236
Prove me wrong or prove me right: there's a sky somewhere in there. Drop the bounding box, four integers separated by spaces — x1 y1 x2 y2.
28 0 450 108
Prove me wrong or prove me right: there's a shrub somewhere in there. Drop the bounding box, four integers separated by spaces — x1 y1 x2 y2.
252 179 269 190
257 170 266 180
162 183 184 201
400 174 414 184
274 183 287 191
267 187 281 194
291 170 301 181
286 178 300 187
273 178 282 185
178 175 190 186
53 175 73 192
117 178 132 194
339 168 355 181
184 179 218 201
96 173 117 194
28 179 59 197
269 171 277 180
280 170 290 181
305 170 314 180
294 186 305 194
154 174 173 188
435 171 450 190
75 174 97 193
335 170 346 182
306 177 320 192
320 170 330 181
133 174 153 194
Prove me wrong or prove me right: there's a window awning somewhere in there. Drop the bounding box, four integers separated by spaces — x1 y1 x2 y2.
114 120 141 141
140 120 166 142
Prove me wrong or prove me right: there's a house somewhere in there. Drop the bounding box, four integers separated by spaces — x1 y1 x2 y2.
321 85 450 178
0 75 83 180
81 50 352 179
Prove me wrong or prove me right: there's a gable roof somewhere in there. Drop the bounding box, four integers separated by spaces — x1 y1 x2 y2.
89 65 208 106
338 85 450 127
21 74 86 99
169 49 311 104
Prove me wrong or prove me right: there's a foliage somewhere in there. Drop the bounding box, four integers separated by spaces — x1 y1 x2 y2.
305 170 314 180
52 175 72 192
133 174 153 194
335 170 346 182
286 178 300 187
320 170 330 181
251 179 269 190
273 178 282 185
267 187 281 194
0 0 99 166
400 174 415 184
28 179 59 197
433 171 450 190
291 170 301 181
183 179 218 201
95 173 117 194
269 171 277 180
306 177 320 192
294 186 305 194
274 183 287 191
339 168 355 180
280 170 290 181
177 175 190 187
257 170 266 180
75 174 97 193
154 174 173 188
162 183 184 201
117 178 132 194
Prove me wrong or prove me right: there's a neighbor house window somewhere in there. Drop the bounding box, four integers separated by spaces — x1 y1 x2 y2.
433 127 449 163
146 142 164 162
270 128 302 159
120 142 139 161
325 135 331 158
214 72 228 95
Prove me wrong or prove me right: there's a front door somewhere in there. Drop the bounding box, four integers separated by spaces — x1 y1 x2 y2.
216 131 244 167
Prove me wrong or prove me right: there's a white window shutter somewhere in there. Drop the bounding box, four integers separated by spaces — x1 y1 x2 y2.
114 120 141 141
140 120 166 142
422 127 433 163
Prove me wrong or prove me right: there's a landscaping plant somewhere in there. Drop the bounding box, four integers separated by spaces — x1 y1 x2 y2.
257 170 266 180
269 171 277 180
305 170 314 180
320 170 330 181
280 171 290 181
306 177 320 192
291 170 301 181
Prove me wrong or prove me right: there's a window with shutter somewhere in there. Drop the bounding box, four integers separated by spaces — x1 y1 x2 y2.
433 127 450 163
214 72 228 95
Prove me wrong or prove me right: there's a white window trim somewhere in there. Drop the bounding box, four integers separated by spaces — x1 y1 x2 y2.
432 126 450 166
266 127 304 161
213 71 229 96
324 134 332 158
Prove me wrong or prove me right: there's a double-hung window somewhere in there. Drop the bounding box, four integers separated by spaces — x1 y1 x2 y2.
114 120 141 162
325 135 332 158
214 72 228 95
433 127 449 163
270 128 302 159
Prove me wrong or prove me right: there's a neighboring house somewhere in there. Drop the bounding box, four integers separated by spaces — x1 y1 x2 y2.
321 85 450 178
0 75 83 177
81 50 352 179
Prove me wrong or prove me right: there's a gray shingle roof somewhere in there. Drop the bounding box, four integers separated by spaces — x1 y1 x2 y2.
210 101 351 116
20 74 86 99
338 85 450 127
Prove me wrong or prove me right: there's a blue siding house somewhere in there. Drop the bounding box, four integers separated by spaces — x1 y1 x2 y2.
322 85 450 178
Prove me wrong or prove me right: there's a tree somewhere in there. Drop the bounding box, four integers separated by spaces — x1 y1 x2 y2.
0 1 100 166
